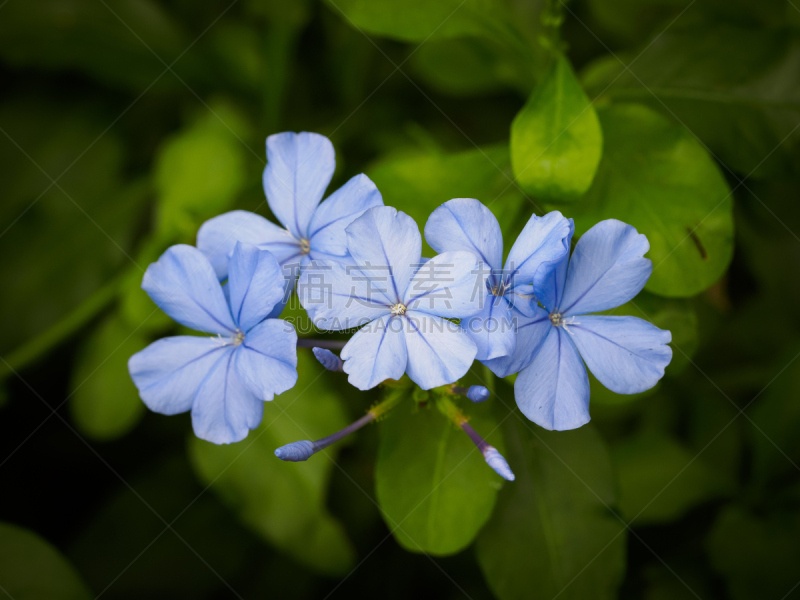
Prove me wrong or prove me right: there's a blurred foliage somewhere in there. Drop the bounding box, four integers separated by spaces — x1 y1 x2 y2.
0 0 799 598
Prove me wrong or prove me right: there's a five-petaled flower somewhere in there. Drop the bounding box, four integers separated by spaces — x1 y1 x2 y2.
485 219 673 431
128 242 298 444
425 198 571 361
197 131 384 303
298 206 484 390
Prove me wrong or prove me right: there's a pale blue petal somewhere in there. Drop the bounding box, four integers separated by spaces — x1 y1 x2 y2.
196 210 301 280
404 314 477 390
142 244 236 335
191 349 263 444
341 314 407 390
263 132 335 239
307 174 384 256
424 198 504 274
482 305 550 377
236 318 299 400
462 296 518 361
128 336 229 415
227 243 285 332
503 211 571 291
403 251 484 319
345 206 422 304
297 259 390 331
533 218 574 313
312 348 344 372
560 219 652 316
514 327 590 431
570 315 672 394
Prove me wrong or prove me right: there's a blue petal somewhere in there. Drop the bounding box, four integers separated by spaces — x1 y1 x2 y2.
128 336 229 415
560 219 652 316
533 218 574 313
570 315 672 394
462 296 518 361
263 132 335 239
482 304 550 377
341 314 407 390
514 327 590 431
404 251 484 319
298 259 390 331
197 210 301 280
236 318 299 400
307 174 383 257
466 385 490 403
404 314 477 390
191 349 264 444
274 440 315 462
345 206 422 304
227 243 285 332
424 198 504 274
142 244 236 335
503 211 571 291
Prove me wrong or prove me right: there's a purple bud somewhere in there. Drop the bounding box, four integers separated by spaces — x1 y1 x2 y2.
483 447 515 481
274 440 315 462
312 347 344 372
466 385 490 403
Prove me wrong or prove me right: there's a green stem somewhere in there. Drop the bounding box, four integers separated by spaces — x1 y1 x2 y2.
0 271 127 381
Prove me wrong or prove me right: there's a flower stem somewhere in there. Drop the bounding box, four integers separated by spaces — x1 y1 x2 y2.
296 338 346 350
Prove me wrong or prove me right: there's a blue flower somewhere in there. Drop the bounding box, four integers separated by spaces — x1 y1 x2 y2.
128 242 298 444
197 131 383 300
298 206 484 390
424 198 571 361
485 219 673 430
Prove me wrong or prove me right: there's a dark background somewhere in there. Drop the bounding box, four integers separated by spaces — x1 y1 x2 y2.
1 0 799 599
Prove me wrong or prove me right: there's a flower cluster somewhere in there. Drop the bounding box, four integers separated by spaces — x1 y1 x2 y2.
129 131 673 479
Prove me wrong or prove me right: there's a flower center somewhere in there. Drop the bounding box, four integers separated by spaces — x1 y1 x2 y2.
549 312 563 327
490 282 506 297
390 303 407 316
232 330 246 345
299 238 311 255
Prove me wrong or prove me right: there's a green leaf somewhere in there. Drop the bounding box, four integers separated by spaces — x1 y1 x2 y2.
511 56 602 201
476 411 625 600
707 506 800 600
69 313 147 441
561 103 733 297
582 26 800 178
612 433 732 525
367 145 531 256
0 522 92 600
188 350 356 575
326 0 506 43
155 103 250 235
375 393 503 555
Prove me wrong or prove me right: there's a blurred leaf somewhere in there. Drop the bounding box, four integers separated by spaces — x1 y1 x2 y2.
69 454 255 597
327 0 508 43
584 0 689 45
0 0 187 91
375 394 502 555
0 522 92 600
707 505 800 600
0 99 149 355
411 38 529 96
155 103 250 235
582 26 800 178
748 346 800 486
511 56 602 201
612 432 731 525
188 351 356 575
562 103 733 298
688 393 743 493
476 411 625 600
69 313 147 441
368 145 531 256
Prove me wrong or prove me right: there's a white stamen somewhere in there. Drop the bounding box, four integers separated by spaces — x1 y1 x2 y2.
390 303 407 316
